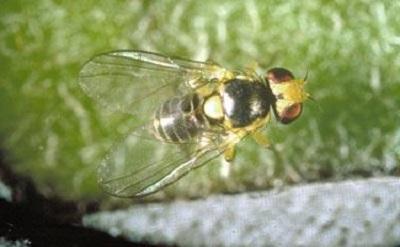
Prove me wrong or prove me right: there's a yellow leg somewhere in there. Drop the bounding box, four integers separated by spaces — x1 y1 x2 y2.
223 144 236 162
252 131 270 148
244 61 259 74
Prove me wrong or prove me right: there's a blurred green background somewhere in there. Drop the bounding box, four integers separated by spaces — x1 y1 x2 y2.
0 0 399 202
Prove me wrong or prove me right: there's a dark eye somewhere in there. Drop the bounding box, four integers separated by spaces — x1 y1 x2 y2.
266 67 294 84
278 103 303 124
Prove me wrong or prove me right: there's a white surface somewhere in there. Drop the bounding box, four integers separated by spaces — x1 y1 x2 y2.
83 177 400 247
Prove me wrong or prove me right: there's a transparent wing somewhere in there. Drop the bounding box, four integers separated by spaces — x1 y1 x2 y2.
98 124 232 197
79 50 228 117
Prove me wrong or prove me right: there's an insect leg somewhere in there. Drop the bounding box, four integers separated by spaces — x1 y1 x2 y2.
243 61 259 76
223 143 236 161
252 130 270 148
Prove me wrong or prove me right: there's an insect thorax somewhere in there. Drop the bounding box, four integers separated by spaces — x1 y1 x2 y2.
221 79 271 128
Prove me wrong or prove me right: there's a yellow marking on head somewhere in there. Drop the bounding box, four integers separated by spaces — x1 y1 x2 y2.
271 79 309 103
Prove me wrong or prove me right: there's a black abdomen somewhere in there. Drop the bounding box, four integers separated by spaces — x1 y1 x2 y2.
153 94 205 143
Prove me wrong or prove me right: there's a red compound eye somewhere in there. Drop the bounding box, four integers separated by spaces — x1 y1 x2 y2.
278 103 303 124
266 67 294 84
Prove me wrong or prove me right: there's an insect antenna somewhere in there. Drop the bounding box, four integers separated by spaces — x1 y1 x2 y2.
303 68 309 82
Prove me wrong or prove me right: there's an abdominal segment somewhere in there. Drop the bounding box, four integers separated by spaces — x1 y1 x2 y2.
152 94 206 143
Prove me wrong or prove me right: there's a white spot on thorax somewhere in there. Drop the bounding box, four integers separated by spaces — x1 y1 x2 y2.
250 97 262 115
222 93 235 116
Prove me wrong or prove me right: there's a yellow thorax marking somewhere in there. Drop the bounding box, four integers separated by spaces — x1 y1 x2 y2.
223 112 270 134
203 95 224 120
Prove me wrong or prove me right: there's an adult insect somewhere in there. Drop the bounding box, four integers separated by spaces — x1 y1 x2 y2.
79 50 309 197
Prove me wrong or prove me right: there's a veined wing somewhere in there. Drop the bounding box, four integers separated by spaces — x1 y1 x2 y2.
79 50 228 117
98 123 236 198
